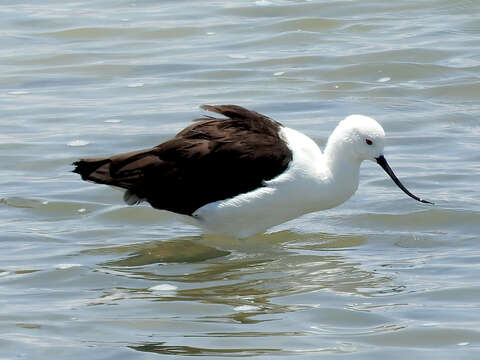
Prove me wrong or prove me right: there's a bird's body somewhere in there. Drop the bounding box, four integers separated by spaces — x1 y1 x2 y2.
73 105 431 238
192 126 351 238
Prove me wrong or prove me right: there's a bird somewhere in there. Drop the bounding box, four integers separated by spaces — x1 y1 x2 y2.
73 105 432 238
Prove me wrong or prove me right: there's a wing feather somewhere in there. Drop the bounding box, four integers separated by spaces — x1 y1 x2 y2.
73 105 292 215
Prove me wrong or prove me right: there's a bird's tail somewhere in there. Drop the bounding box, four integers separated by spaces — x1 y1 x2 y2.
72 148 159 205
72 158 113 184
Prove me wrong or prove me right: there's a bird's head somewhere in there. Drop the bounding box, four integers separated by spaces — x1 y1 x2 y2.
328 115 433 205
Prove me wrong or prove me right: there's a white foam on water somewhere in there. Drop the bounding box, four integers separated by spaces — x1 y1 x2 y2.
227 54 247 59
233 305 259 312
377 77 391 83
55 264 82 270
127 82 145 88
149 284 178 292
8 90 30 95
67 140 89 147
255 0 272 5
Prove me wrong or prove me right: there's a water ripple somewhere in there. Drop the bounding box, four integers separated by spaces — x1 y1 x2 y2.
1 0 480 359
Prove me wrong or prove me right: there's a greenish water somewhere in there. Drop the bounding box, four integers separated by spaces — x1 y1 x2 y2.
1 1 480 359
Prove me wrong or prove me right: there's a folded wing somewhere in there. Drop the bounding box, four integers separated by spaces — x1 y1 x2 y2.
73 105 293 215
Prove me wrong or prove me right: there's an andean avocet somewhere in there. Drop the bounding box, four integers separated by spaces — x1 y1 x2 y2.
73 105 432 238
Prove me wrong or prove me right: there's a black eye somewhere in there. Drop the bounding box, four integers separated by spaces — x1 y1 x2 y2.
366 139 373 145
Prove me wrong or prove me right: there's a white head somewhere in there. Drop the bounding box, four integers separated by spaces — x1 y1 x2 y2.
326 114 433 205
329 114 386 162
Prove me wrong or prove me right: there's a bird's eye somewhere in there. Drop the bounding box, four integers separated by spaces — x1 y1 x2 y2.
366 139 373 145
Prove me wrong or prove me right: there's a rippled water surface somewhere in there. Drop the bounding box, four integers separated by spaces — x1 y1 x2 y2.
1 1 480 359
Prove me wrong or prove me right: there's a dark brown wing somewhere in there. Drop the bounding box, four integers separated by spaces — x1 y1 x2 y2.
73 105 293 215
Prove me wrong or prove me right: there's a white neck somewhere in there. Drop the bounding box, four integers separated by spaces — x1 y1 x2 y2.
323 138 362 204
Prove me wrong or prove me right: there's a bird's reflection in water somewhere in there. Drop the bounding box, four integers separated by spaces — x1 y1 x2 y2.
85 231 391 302
88 230 366 266
84 231 397 357
103 238 231 266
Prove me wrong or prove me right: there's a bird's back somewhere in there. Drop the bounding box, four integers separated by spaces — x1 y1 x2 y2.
73 105 293 216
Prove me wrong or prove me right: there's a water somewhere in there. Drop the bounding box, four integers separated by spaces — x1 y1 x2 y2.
1 0 480 358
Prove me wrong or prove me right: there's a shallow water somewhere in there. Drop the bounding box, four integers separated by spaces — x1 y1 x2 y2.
1 0 480 359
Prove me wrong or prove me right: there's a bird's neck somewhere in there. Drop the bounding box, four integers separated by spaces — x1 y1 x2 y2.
323 140 362 200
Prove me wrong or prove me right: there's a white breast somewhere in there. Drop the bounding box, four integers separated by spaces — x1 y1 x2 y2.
191 127 346 238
